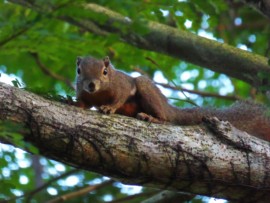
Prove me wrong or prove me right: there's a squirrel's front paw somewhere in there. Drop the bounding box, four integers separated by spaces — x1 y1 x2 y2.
99 105 116 114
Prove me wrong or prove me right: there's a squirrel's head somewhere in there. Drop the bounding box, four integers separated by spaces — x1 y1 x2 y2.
76 56 113 94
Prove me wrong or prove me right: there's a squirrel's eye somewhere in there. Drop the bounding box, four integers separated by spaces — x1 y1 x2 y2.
103 68 108 76
77 68 81 75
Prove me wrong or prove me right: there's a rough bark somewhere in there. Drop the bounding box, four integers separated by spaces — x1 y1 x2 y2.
0 82 270 202
8 0 270 87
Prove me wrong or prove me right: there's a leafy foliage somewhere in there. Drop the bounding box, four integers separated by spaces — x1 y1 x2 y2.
0 0 269 202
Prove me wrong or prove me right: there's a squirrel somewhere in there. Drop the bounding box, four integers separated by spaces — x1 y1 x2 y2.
75 56 270 142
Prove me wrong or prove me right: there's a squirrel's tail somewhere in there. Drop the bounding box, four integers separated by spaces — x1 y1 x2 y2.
169 101 270 142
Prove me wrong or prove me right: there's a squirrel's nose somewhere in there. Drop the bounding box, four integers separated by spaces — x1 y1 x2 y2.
88 82 95 92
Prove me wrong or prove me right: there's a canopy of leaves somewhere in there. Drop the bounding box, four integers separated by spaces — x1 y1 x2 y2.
0 0 269 202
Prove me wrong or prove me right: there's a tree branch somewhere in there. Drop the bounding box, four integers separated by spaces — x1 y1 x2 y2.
0 25 30 47
26 168 80 202
29 52 75 90
0 82 270 202
8 0 270 87
0 168 79 203
46 180 114 203
240 0 270 20
156 82 240 101
133 67 240 101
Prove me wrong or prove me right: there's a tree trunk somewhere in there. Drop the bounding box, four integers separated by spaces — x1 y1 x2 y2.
0 82 270 202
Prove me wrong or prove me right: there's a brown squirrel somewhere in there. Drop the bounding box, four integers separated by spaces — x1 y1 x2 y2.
76 56 270 142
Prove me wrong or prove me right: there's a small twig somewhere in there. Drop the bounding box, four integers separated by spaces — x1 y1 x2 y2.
0 15 38 47
156 82 240 101
0 169 79 203
145 57 199 106
145 56 160 67
108 191 157 203
133 67 150 77
0 26 30 47
134 63 239 101
25 169 80 202
46 179 114 203
30 52 75 90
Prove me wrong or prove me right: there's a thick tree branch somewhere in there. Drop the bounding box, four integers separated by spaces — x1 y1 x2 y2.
0 82 270 202
8 0 270 87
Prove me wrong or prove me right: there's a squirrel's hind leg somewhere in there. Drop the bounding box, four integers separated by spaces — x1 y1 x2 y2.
134 76 170 122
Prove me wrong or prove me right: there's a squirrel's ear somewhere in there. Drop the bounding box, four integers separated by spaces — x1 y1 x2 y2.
76 57 82 66
103 56 110 67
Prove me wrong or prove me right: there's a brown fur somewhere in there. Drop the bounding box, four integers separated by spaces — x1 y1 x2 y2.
76 56 270 142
